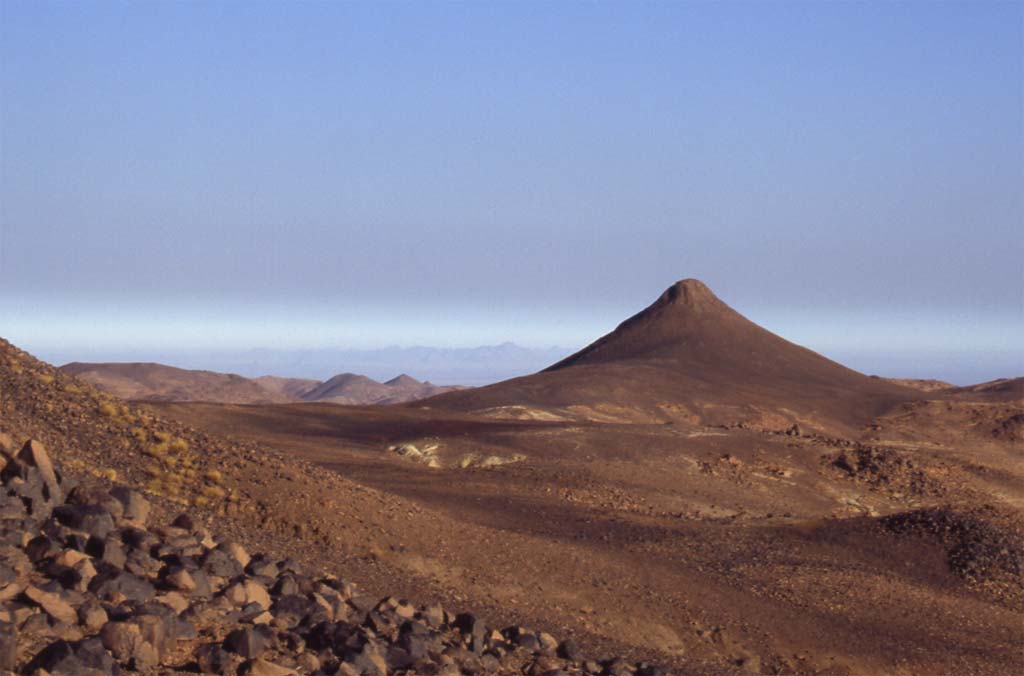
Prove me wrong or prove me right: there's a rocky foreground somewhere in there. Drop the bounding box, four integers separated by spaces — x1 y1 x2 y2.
0 434 668 676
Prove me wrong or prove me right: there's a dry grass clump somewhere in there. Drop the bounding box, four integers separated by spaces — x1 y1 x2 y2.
98 401 137 425
127 427 223 509
144 442 169 458
35 373 54 385
201 485 227 499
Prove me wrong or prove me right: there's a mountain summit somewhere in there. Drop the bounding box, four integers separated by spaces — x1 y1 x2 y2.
546 278 743 369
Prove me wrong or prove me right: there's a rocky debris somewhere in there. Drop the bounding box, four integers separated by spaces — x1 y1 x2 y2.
881 505 1024 597
991 412 1024 442
457 453 527 469
0 435 667 675
824 446 945 497
388 443 441 469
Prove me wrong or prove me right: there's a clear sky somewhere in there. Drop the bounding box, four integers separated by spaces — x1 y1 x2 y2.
1 1 1021 383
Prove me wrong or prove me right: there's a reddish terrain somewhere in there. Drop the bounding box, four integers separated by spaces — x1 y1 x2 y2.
60 362 460 406
5 279 1023 675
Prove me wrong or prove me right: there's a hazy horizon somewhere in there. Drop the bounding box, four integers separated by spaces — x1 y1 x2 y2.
19 328 1023 388
2 1 1021 384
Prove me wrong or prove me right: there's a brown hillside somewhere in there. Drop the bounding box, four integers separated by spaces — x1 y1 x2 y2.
60 362 463 406
6 338 686 670
60 362 293 404
949 377 1024 402
300 373 394 404
880 377 956 392
252 374 321 399
422 279 916 432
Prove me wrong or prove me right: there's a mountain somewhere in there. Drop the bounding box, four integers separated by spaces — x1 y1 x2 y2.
60 362 293 404
879 377 956 392
40 343 572 386
948 376 1024 402
385 373 420 388
420 279 916 430
252 374 322 399
60 362 463 405
301 372 462 405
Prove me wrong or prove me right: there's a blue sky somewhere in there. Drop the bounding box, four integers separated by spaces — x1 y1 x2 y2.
1 1 1021 383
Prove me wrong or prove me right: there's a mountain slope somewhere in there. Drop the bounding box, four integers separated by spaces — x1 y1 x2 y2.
252 374 321 399
421 279 916 431
60 362 463 406
300 372 392 404
2 339 663 673
949 377 1024 402
60 362 293 404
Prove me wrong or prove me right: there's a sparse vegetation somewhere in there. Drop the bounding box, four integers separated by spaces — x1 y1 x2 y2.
201 484 227 499
144 442 169 458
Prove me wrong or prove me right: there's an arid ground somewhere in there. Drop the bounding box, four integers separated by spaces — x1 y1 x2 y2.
3 280 1022 674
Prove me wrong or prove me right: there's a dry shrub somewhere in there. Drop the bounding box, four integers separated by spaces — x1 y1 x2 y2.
201 485 226 499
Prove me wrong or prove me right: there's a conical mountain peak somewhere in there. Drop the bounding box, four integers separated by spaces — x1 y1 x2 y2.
659 278 716 305
545 279 738 370
386 374 421 387
643 279 726 318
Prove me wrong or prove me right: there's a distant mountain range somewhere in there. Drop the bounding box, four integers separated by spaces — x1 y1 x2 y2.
60 362 464 405
40 343 572 387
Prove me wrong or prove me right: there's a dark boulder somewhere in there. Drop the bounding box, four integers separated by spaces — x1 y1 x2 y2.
224 625 273 659
89 569 155 603
0 621 16 670
53 504 116 539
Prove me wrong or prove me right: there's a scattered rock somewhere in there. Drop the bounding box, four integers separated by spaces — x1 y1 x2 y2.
25 585 78 624
0 435 668 676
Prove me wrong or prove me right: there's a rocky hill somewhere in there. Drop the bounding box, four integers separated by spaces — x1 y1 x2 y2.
2 337 671 674
59 363 462 407
59 363 294 405
878 377 956 392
